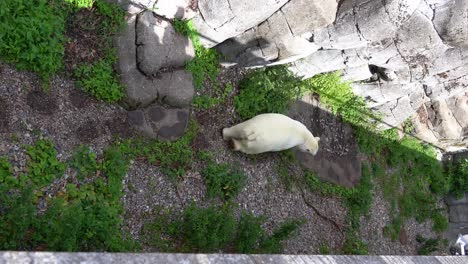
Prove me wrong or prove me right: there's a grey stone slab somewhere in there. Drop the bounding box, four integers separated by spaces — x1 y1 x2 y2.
433 0 468 48
391 96 416 125
341 64 373 81
429 48 465 76
289 96 362 188
136 11 194 76
121 68 158 109
395 11 448 64
446 193 468 206
290 49 346 79
128 110 156 138
143 104 190 141
114 16 159 109
157 69 194 108
280 0 337 36
449 204 468 222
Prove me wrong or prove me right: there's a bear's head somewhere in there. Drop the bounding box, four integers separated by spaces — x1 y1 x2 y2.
298 136 320 156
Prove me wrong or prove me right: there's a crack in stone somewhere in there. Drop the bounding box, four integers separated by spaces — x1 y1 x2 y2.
352 4 366 42
280 9 295 37
213 16 236 32
326 26 333 48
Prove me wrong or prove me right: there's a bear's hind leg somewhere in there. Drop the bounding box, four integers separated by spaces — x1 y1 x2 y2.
231 139 242 151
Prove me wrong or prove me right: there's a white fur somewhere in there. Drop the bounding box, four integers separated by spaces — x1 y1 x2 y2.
222 113 320 155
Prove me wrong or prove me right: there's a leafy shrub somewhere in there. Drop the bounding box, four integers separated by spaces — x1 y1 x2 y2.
234 66 304 120
142 205 301 253
25 139 65 188
65 0 93 8
416 235 443 255
179 204 236 252
0 0 66 82
0 141 138 252
234 213 265 253
257 219 302 254
201 162 246 200
0 156 14 187
68 145 98 180
94 0 125 34
74 58 124 102
0 188 36 249
102 144 130 200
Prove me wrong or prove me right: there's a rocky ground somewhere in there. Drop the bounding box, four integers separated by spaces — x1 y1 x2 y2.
0 61 446 255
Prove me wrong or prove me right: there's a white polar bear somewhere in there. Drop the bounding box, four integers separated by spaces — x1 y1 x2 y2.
222 113 320 155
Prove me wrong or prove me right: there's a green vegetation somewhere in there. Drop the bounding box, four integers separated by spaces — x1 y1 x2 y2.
445 158 468 198
173 19 232 109
0 0 123 92
72 0 125 102
74 58 124 102
234 66 305 120
0 139 137 251
120 120 198 181
25 139 66 188
416 235 445 255
65 0 93 8
0 0 66 83
142 204 301 253
69 145 98 180
201 162 246 201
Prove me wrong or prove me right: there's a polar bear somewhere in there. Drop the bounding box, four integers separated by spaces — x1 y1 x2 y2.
222 113 320 155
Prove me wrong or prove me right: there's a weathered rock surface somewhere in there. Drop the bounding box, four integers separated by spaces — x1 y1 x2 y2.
128 104 190 141
433 0 468 48
191 0 290 47
289 95 362 187
115 14 195 140
136 11 195 76
213 0 336 67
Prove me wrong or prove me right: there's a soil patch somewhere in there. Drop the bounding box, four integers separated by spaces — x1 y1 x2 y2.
26 90 58 115
63 8 107 75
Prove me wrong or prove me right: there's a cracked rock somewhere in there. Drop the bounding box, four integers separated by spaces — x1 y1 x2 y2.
136 11 195 76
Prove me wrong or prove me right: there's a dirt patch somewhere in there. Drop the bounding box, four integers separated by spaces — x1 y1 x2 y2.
69 88 91 109
0 97 9 133
76 120 103 143
105 116 134 138
26 91 58 115
63 8 107 75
